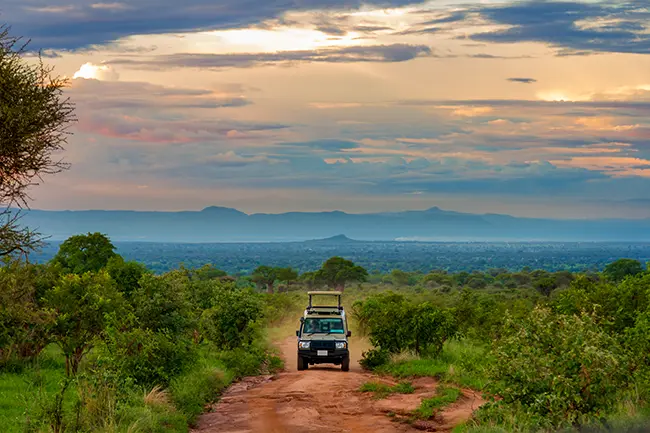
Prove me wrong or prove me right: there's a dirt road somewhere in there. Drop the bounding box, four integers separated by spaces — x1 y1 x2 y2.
192 336 483 433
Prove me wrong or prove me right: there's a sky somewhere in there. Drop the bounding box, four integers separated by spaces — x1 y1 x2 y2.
6 0 650 218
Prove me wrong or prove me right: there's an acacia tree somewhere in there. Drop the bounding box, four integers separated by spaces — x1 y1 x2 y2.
251 265 277 294
0 26 75 257
315 256 368 292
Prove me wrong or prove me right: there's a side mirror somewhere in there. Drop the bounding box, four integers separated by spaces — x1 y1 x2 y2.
296 330 300 337
300 317 305 323
346 331 352 337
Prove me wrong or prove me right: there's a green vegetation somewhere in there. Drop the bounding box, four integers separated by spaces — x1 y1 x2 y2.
359 380 414 399
0 232 283 432
414 385 462 420
0 25 75 258
3 227 650 432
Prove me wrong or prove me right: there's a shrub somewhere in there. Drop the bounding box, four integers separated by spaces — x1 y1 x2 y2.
483 306 628 427
199 287 263 350
360 348 391 370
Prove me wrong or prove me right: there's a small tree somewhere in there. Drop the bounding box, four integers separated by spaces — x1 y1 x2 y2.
315 256 368 291
52 232 117 274
0 26 75 257
603 258 644 283
276 267 298 286
44 271 124 375
251 265 277 294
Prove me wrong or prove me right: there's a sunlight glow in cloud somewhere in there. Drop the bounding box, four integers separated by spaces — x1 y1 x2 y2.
73 63 120 81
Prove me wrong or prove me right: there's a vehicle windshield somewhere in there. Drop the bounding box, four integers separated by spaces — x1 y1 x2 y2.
302 318 344 334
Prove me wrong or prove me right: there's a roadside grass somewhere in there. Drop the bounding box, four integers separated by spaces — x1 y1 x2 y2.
413 385 462 419
0 342 278 433
376 339 493 391
359 380 415 399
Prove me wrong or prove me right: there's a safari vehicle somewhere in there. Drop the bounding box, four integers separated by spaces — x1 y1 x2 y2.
296 291 351 371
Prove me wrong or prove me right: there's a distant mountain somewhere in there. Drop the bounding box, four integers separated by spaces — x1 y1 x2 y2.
304 235 359 243
14 206 650 242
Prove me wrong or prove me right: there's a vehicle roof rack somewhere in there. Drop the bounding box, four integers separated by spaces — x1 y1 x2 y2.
306 291 343 314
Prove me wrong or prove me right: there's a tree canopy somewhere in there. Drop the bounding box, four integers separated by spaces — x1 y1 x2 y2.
0 26 75 257
52 232 117 274
314 256 368 291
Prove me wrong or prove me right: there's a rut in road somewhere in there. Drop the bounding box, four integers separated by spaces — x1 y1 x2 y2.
191 336 484 433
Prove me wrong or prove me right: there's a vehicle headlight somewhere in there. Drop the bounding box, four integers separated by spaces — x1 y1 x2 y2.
298 341 311 349
335 341 347 350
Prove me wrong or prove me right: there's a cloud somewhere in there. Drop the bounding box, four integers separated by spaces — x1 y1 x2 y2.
108 44 433 69
278 139 360 151
507 77 537 84
68 79 251 110
73 62 120 81
469 1 650 55
10 0 428 50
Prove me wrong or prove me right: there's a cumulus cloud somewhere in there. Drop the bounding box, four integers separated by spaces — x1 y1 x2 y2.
108 44 433 69
73 62 120 81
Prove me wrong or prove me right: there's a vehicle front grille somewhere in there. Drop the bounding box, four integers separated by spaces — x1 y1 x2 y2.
310 341 336 350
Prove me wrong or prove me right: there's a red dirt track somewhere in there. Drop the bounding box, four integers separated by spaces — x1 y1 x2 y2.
191 336 483 433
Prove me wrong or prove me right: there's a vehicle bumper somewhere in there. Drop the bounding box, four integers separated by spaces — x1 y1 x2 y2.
298 348 349 364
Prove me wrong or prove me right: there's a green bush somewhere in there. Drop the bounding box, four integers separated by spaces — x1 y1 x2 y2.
199 287 263 350
483 306 628 428
359 348 391 370
99 324 198 387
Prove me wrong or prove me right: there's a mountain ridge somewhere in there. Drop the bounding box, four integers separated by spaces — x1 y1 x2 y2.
14 206 650 242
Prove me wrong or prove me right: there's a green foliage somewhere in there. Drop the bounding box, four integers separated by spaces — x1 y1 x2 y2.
315 256 368 290
52 232 117 274
0 26 75 258
0 260 55 368
484 306 627 427
106 255 148 297
169 358 231 425
130 272 193 336
603 258 645 283
199 287 264 350
359 348 391 370
98 323 198 387
251 265 277 293
44 271 125 376
355 292 458 357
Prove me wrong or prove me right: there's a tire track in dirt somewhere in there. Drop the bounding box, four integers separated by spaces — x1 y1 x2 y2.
192 335 483 433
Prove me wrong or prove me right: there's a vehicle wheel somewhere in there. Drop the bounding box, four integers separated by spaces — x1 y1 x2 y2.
297 356 308 371
341 356 350 372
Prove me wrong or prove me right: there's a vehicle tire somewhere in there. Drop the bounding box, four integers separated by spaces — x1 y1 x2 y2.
341 356 350 372
297 356 307 371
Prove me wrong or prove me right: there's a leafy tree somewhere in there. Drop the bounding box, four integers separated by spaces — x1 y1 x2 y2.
0 26 75 257
44 271 124 375
0 259 55 366
106 255 148 297
276 267 298 285
299 271 318 289
199 287 263 350
52 233 117 274
191 264 227 281
534 276 557 297
251 265 277 294
130 272 192 336
315 256 368 291
603 258 645 283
